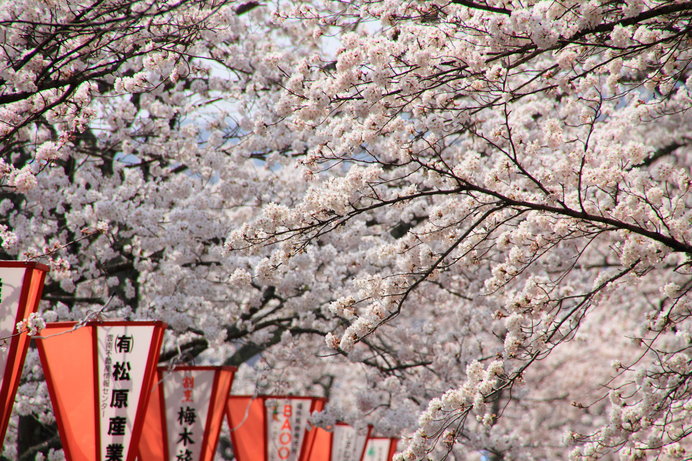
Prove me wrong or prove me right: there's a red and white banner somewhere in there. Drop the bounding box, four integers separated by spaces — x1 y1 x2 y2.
138 366 236 461
226 395 327 461
362 438 398 461
35 320 165 461
306 422 372 461
0 261 48 445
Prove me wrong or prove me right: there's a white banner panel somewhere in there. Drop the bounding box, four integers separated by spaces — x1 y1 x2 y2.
265 398 312 461
363 439 393 461
97 324 156 461
163 368 215 461
332 425 368 461
0 267 26 389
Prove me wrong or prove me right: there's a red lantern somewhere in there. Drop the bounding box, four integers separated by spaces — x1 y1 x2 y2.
35 320 166 461
305 422 373 461
0 261 48 445
362 438 398 461
226 395 327 461
138 365 236 461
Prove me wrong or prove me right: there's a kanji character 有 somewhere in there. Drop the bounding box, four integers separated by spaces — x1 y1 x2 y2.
114 335 133 353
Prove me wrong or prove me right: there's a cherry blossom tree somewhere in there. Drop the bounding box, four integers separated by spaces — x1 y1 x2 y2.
1 0 691 460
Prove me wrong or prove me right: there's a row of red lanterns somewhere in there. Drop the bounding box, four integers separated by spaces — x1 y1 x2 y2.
0 261 399 461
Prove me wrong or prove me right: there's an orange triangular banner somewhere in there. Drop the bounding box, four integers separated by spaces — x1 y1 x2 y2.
226 395 327 461
306 422 372 461
138 366 236 461
35 321 165 461
0 261 48 445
